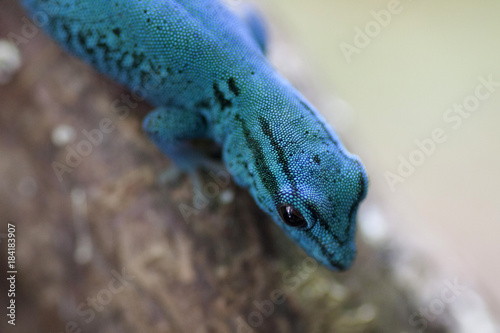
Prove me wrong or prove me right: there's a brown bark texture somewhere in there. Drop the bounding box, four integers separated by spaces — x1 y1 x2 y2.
0 2 454 333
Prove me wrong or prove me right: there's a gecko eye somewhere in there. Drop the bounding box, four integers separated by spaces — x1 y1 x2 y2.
278 204 308 228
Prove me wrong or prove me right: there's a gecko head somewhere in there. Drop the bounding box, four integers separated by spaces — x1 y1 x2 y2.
271 151 368 271
232 105 368 270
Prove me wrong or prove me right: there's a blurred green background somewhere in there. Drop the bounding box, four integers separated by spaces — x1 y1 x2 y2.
264 0 500 314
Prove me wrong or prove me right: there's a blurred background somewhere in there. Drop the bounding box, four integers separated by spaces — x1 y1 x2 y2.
264 0 500 317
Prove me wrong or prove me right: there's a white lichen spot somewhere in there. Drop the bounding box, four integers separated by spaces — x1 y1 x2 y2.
0 40 22 84
339 303 377 325
329 282 349 301
219 189 235 204
52 124 77 146
71 188 93 265
73 233 93 265
356 303 377 323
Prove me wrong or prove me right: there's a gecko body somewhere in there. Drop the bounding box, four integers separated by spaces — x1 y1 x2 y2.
22 0 368 270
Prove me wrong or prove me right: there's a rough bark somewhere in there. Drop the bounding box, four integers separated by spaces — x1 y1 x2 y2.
0 2 454 333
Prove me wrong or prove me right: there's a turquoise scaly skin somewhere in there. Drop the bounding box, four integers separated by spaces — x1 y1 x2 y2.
22 0 368 270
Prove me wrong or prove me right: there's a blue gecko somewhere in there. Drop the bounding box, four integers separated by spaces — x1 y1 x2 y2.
22 0 368 270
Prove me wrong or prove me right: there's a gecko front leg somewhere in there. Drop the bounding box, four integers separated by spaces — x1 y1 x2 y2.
143 106 215 190
143 106 208 168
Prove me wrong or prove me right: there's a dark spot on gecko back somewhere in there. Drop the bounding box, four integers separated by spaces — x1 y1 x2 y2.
227 77 240 96
112 27 121 37
77 30 95 55
195 98 211 110
96 33 114 62
213 82 232 110
131 52 145 69
61 22 73 46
